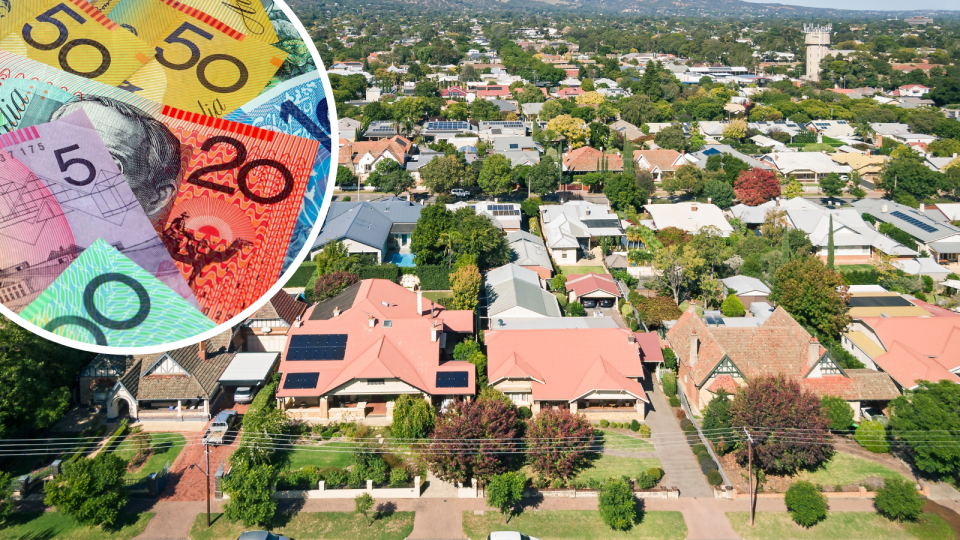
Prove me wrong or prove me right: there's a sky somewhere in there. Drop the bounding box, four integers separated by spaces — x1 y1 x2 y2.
741 0 957 9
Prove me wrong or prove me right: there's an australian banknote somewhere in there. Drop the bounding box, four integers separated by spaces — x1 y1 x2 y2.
109 0 278 44
19 237 215 347
0 109 199 311
257 0 316 89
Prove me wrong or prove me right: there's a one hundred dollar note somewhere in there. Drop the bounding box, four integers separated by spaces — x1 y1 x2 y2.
19 237 215 347
0 0 154 86
225 70 332 273
109 0 288 116
0 109 200 310
0 78 77 133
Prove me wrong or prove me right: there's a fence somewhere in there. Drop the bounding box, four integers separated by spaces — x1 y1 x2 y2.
11 460 61 500
678 389 733 488
125 460 170 498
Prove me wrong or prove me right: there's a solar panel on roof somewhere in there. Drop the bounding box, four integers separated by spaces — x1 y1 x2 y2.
287 334 349 361
436 371 469 388
890 211 938 233
283 372 319 389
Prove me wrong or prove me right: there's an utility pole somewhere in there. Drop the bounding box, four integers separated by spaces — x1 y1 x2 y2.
190 444 212 527
744 427 755 527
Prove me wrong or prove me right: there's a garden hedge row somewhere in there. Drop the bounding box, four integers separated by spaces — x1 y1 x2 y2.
416 265 450 290
358 264 401 282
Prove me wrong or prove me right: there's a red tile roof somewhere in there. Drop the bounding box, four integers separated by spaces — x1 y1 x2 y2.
563 146 623 173
871 342 960 389
485 328 648 403
565 273 619 298
634 149 684 173
339 136 411 166
557 87 584 98
476 85 510 97
857 317 960 376
277 280 475 398
707 374 737 394
635 333 664 363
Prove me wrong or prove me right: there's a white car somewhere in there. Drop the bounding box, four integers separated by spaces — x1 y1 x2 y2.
451 188 470 197
234 387 255 404
487 533 539 540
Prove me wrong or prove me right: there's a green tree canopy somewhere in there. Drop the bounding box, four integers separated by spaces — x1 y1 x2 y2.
367 159 415 195
420 155 466 194
772 256 850 339
44 453 128 527
478 153 515 196
888 381 960 478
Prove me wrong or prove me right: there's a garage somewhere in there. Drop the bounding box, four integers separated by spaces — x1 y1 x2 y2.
218 352 281 406
564 272 621 308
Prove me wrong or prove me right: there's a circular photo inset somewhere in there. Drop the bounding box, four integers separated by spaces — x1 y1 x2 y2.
0 0 336 352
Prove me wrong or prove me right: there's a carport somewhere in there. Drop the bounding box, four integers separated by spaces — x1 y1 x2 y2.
218 353 281 399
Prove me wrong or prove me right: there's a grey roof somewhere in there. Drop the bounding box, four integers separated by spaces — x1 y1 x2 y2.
490 99 518 112
507 231 552 269
309 282 362 320
487 317 620 330
486 277 562 318
312 197 424 251
930 241 960 255
687 144 772 171
721 275 771 296
493 136 540 152
218 353 280 385
521 102 544 115
486 263 541 287
363 121 398 138
852 199 960 243
498 150 540 167
406 151 442 172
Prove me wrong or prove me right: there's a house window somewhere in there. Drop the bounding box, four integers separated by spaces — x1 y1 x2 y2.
383 320 393 328
367 379 385 385
506 393 530 404
562 252 567 259
94 391 108 401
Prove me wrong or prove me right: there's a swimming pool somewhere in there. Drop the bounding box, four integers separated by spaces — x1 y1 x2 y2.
390 253 416 267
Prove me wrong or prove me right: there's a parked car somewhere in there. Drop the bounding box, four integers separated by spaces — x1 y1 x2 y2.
202 410 237 446
451 188 470 197
581 298 598 308
487 533 539 540
234 387 255 404
238 532 289 540
598 298 616 308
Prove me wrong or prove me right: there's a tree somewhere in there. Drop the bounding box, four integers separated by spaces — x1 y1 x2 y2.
720 294 745 317
525 407 594 480
470 99 500 121
528 155 560 195
633 296 683 329
654 245 704 304
392 394 435 440
879 152 944 201
487 472 525 523
734 168 781 206
819 173 845 198
785 481 828 528
44 453 128 527
703 179 735 209
367 159 414 195
420 155 466 194
313 240 350 276
654 124 687 152
706 153 751 186
475 154 513 196
551 273 567 292
663 164 706 196
875 477 924 523
337 165 358 186
599 478 636 531
411 203 455 266
455 338 488 389
855 421 890 453
450 264 481 311
620 95 660 126
355 492 375 525
575 91 605 105
640 60 663 101
820 395 854 431
566 301 586 316
521 196 543 217
539 99 564 121
702 389 735 455
783 178 803 199
428 399 519 483
222 462 277 527
313 271 359 302
722 118 748 140
888 381 960 478
546 115 589 148
772 257 849 339
603 173 646 213
450 211 511 270
730 375 833 475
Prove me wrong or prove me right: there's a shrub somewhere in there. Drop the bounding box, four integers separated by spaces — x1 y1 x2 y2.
636 424 651 438
669 396 680 407
600 419 609 428
785 481 828 528
389 467 410 488
707 469 723 486
721 294 745 317
921 275 934 293
322 468 348 487
630 420 640 432
855 421 889 453
662 372 677 397
647 468 664 482
679 418 693 430
357 264 401 282
820 395 855 431
662 348 677 371
700 459 719 475
692 444 707 455
415 265 451 290
842 269 880 285
599 478 636 531
312 271 359 302
635 472 657 489
875 477 924 523
518 406 532 419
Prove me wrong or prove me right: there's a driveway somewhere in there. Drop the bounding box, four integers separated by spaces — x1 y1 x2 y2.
644 380 715 499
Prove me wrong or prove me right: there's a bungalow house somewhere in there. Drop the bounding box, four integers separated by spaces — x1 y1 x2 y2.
338 118 362 141
667 307 899 418
446 201 522 232
563 146 624 175
310 198 424 263
609 120 644 141
493 137 541 153
760 152 852 192
521 102 545 118
633 149 691 181
687 144 773 171
807 120 855 139
749 121 803 139
719 275 770 309
240 291 309 353
507 231 553 279
484 264 562 320
644 202 734 237
440 86 468 98
485 326 654 420
277 280 476 422
829 153 888 189
362 121 400 140
338 136 412 179
843 317 960 391
79 355 136 406
540 201 624 263
852 199 960 272
556 87 584 99
565 273 620 305
476 85 511 99
421 120 476 142
895 84 930 97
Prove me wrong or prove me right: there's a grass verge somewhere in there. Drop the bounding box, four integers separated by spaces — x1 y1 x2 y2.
728 511 953 540
463 510 687 540
0 512 152 540
796 452 907 487
188 511 414 540
559 266 608 276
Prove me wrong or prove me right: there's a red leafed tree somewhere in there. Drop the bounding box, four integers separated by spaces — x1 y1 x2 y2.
525 407 595 480
655 227 689 247
427 399 518 484
729 374 833 475
734 168 781 206
313 271 359 301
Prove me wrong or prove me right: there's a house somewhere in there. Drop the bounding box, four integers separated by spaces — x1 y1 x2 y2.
362 121 400 140
895 85 930 98
485 327 652 420
609 120 645 141
760 153 852 191
476 85 511 99
440 86 468 98
807 120 855 139
499 150 541 167
925 156 958 173
852 199 960 272
240 291 309 353
490 99 519 114
488 317 620 330
846 291 934 319
556 87 584 99
869 123 912 148
446 201 522 232
829 153 888 189
893 258 952 281
478 121 528 140
103 330 243 420
749 121 803 139
79 355 135 406
507 231 553 279
720 276 771 308
521 102 545 118
338 118 362 141
493 136 541 153
633 149 690 181
563 146 623 174
276 280 476 422
406 150 443 183
421 120 476 142
687 144 773 171
598 87 629 98
843 317 960 390
339 136 412 179
540 201 624 262
749 135 788 152
565 273 620 304
644 202 734 237
667 307 899 417
310 198 424 263
484 264 562 320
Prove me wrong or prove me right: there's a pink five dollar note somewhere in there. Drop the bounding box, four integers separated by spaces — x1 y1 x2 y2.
157 105 318 324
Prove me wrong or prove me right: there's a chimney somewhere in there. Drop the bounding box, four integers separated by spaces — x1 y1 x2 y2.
368 316 376 328
919 204 925 214
332 306 340 317
431 301 437 318
881 203 888 213
708 197 712 204
808 336 820 367
690 331 699 366
692 205 698 212
198 341 207 361
417 290 423 315
431 323 440 342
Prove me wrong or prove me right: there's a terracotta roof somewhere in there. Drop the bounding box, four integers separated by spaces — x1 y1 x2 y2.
485 328 648 403
339 136 411 166
249 292 308 325
557 87 584 98
565 273 619 298
635 333 664 363
634 149 684 173
858 317 960 372
563 146 623 173
277 280 476 398
707 374 737 394
872 342 960 389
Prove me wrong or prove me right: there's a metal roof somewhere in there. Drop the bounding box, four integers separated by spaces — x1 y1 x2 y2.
217 353 279 385
486 278 562 318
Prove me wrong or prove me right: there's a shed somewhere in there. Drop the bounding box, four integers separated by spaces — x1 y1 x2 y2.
218 353 281 388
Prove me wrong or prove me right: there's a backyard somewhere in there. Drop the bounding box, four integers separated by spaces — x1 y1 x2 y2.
462 510 687 540
113 432 187 480
837 264 875 273
0 512 153 540
727 512 954 540
188 511 415 540
560 266 608 276
423 291 454 307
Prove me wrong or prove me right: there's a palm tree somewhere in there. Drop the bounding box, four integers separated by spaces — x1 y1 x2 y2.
854 119 873 143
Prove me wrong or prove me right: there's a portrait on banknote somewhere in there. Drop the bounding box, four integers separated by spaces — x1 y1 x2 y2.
0 0 336 352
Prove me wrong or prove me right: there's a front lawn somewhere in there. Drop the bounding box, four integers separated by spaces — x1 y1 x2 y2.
574 455 661 484
273 442 356 471
423 291 454 306
0 512 153 540
560 266 608 276
728 512 953 540
113 433 186 480
598 430 655 452
188 511 414 540
837 264 875 273
463 510 687 540
796 452 908 487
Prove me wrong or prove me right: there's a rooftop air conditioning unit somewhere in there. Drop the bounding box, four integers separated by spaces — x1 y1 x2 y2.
261 327 272 334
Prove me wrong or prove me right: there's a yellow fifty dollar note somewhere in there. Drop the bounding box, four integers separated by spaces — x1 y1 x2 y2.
110 0 287 117
0 0 154 86
109 0 279 44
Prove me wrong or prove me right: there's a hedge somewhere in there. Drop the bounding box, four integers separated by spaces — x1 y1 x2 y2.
287 262 317 288
358 264 401 282
415 265 451 290
304 273 320 303
842 269 879 285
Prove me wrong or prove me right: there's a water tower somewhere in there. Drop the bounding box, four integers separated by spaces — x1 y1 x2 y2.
804 24 832 82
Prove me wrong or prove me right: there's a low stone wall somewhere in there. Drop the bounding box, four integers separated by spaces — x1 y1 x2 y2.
579 410 643 422
524 487 678 499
